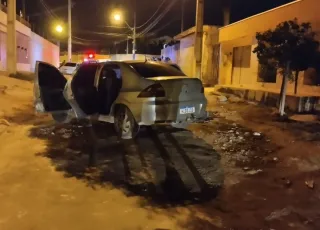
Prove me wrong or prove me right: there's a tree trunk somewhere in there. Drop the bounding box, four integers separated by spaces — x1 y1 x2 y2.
279 62 291 116
294 70 299 94
279 73 285 111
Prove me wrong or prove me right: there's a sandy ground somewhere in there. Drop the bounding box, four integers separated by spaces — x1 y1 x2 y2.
0 76 320 230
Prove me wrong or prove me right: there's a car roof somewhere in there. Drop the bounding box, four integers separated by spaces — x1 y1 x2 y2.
117 60 174 66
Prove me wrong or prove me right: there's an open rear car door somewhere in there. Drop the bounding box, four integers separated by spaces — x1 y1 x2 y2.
34 61 76 123
34 61 100 123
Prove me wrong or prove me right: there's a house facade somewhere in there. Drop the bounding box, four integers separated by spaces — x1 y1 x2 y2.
162 0 320 111
218 0 320 97
162 25 220 86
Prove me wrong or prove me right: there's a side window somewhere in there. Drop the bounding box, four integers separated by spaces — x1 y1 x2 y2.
99 64 122 80
98 64 122 90
101 64 121 78
73 64 99 88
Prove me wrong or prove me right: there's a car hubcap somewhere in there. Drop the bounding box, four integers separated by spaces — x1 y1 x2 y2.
122 113 131 134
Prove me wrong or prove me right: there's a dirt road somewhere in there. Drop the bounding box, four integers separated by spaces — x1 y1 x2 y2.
0 76 320 229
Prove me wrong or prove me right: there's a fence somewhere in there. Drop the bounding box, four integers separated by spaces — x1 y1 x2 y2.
0 3 31 28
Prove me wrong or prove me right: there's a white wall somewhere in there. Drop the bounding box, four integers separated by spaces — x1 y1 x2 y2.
110 54 160 61
29 33 59 72
0 9 59 72
161 44 180 63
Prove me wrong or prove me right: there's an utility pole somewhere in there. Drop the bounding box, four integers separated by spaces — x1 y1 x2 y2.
181 0 185 33
126 37 129 54
22 0 26 19
68 0 72 61
7 0 17 76
194 0 204 80
223 0 231 26
132 1 136 60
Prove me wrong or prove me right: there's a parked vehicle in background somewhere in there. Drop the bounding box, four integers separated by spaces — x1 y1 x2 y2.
59 62 80 75
34 60 208 139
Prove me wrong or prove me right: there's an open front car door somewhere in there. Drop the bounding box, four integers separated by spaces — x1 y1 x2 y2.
34 61 74 123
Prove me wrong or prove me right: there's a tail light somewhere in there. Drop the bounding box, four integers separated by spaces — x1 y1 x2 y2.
138 83 165 98
201 86 204 93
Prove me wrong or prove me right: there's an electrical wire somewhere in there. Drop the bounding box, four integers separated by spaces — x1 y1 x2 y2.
39 0 59 19
78 30 130 38
148 16 180 36
72 36 101 42
136 0 167 29
137 0 177 37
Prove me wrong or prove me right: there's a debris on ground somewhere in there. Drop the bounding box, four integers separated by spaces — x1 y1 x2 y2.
265 207 293 221
0 85 7 94
217 95 228 102
0 119 11 126
289 114 319 123
305 179 315 189
253 132 261 136
228 95 245 103
246 169 263 175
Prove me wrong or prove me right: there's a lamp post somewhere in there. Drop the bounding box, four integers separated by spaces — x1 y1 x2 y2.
113 11 136 60
54 24 63 63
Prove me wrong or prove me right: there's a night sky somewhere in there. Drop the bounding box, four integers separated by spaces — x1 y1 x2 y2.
17 0 294 52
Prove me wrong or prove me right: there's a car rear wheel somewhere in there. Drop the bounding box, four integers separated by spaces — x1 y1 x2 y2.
114 105 139 139
51 112 72 123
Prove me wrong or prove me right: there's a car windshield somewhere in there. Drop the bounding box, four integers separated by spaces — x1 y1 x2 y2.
130 63 185 78
64 62 77 67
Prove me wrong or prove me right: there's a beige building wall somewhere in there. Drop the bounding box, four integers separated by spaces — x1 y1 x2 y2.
170 25 219 85
218 0 320 96
178 34 195 77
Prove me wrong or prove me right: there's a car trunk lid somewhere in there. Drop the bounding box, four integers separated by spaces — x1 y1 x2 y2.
147 76 204 102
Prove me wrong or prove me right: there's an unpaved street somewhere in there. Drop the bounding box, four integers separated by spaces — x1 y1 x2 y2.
1 76 320 230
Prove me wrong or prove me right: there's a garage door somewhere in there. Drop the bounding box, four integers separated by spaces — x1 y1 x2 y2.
231 45 252 85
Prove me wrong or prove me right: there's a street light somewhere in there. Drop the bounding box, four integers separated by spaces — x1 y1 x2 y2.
111 10 136 60
55 25 63 33
113 13 121 21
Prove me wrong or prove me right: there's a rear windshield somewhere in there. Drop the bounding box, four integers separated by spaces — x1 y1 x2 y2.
130 63 185 78
64 62 77 67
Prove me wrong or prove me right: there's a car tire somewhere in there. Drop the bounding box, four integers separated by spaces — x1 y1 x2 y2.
114 105 139 140
51 112 72 123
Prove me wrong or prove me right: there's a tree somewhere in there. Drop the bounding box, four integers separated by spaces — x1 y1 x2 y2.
253 19 319 116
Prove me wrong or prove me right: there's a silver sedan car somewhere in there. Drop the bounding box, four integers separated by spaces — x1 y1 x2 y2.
34 60 208 139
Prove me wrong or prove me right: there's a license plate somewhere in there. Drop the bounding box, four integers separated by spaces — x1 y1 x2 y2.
179 106 195 114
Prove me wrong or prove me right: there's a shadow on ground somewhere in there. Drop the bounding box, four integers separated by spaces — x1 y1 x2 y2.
28 119 223 206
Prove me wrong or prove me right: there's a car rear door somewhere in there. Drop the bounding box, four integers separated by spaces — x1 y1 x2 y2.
34 61 72 113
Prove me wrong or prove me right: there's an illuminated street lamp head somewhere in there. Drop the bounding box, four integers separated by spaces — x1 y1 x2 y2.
55 25 63 33
113 13 121 21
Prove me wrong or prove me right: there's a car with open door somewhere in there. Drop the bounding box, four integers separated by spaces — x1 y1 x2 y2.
34 60 208 139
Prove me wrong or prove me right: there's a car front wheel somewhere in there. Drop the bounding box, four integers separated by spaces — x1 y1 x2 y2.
114 105 139 139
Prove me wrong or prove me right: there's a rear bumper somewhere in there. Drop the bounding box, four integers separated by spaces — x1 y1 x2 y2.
137 99 208 125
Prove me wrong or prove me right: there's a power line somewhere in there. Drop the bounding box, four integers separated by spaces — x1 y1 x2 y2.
138 0 177 37
136 0 167 29
30 5 67 17
148 17 180 36
78 30 130 37
39 0 59 19
72 36 101 42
